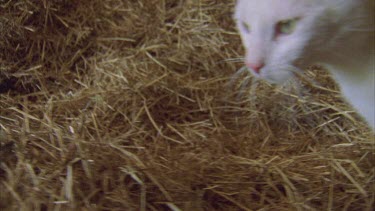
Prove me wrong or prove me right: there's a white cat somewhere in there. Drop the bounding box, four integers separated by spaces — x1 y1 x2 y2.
234 0 375 129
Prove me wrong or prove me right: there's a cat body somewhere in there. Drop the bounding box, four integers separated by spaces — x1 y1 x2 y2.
234 0 375 128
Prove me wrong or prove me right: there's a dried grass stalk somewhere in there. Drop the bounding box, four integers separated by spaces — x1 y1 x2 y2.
0 0 374 210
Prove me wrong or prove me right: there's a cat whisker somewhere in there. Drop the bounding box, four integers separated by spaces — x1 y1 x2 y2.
227 66 249 88
226 66 260 100
231 66 249 80
343 27 374 32
217 57 245 64
293 71 319 87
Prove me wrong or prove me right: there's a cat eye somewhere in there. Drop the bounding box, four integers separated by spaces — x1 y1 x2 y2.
241 22 251 33
275 18 300 36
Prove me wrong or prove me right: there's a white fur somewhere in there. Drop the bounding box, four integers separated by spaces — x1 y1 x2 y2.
235 0 374 128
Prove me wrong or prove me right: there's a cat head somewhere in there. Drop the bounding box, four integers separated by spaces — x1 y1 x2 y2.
234 0 328 83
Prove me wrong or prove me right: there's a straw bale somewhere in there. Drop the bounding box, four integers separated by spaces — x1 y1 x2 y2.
0 0 373 210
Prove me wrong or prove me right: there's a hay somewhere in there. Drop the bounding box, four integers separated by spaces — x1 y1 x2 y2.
0 0 374 210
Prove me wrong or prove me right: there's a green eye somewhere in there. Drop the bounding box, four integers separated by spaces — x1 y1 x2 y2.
276 18 299 35
241 22 251 33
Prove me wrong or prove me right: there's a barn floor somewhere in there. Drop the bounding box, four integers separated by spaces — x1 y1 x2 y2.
0 0 374 210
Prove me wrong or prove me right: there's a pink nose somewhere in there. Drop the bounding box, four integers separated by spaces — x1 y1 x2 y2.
246 62 265 74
